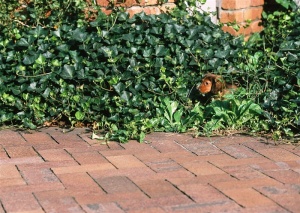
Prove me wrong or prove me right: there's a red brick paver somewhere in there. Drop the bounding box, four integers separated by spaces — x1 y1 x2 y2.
0 128 299 212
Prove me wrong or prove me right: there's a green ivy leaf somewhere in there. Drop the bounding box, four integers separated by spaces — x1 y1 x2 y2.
287 52 298 62
113 82 125 94
75 111 85 120
174 108 183 123
122 33 134 42
77 69 85 79
61 65 75 79
72 28 88 42
57 44 70 52
23 55 37 65
27 82 37 91
118 12 129 21
42 88 51 98
35 54 46 65
155 45 168 57
138 131 145 142
143 48 152 58
173 24 185 33
32 26 48 37
69 50 81 62
6 51 15 62
215 49 230 59
51 59 61 66
187 27 199 39
53 28 62 38
17 38 30 47
120 91 131 102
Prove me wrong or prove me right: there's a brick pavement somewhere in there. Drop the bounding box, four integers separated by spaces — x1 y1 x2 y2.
0 127 299 212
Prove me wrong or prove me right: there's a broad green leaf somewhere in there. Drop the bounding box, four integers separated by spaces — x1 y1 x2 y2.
118 12 129 21
183 40 195 48
53 28 62 37
170 101 178 116
43 51 53 59
109 76 120 85
248 103 263 114
165 24 174 34
138 132 146 143
200 33 212 43
69 50 82 62
187 27 199 39
61 65 75 79
215 49 230 59
42 88 51 98
72 28 88 42
35 54 46 65
57 44 69 52
27 82 37 91
32 26 48 37
108 115 119 123
208 58 222 68
122 33 134 42
23 118 37 129
60 24 72 32
174 108 183 123
6 51 15 62
202 49 214 59
75 111 85 120
155 45 168 57
23 55 37 65
287 52 298 62
154 58 164 67
38 44 49 52
130 47 138 54
120 91 131 102
275 0 290 9
17 38 30 47
51 59 61 66
173 24 185 33
143 48 152 58
77 69 85 79
150 27 161 35
176 52 186 64
12 88 21 95
113 82 125 94
73 95 81 102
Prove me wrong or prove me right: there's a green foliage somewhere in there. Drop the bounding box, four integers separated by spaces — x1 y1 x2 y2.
249 4 300 140
275 0 298 10
156 98 204 132
0 0 299 142
202 90 265 135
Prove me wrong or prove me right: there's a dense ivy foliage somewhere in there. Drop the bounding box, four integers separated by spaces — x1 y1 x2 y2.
0 1 299 142
258 4 300 141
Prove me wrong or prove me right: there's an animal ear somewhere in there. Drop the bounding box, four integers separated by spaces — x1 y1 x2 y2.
215 80 223 91
211 76 225 94
204 73 217 80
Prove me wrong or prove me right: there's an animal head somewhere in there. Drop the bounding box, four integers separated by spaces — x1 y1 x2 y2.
198 73 226 95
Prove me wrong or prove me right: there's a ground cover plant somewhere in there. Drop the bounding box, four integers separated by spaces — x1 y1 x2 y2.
0 0 299 142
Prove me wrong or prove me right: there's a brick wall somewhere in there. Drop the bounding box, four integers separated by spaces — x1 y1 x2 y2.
96 0 177 17
96 0 265 38
219 0 264 38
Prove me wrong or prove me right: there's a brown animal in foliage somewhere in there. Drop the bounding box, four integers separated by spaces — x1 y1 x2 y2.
198 73 238 98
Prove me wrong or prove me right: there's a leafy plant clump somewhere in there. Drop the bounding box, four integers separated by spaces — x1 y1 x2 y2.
0 1 299 143
249 0 300 141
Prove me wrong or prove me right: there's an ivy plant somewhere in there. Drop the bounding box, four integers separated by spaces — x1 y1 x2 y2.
0 0 299 143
